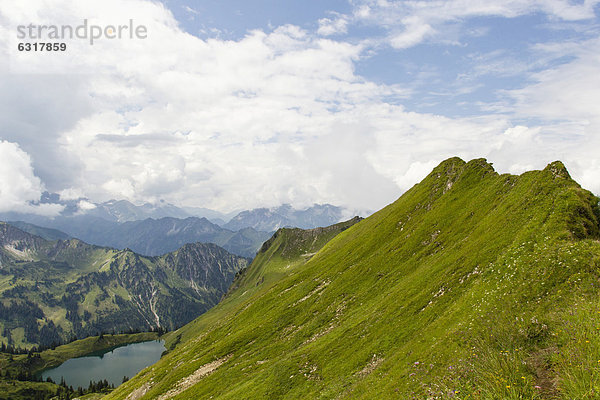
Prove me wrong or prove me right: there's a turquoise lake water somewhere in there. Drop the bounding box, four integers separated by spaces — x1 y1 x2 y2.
39 340 165 389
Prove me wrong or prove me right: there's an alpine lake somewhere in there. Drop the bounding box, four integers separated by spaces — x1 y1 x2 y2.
39 340 165 389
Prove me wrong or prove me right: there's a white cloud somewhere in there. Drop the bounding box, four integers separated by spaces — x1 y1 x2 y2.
349 0 600 49
317 16 348 36
183 5 200 16
389 16 434 49
502 37 600 194
0 141 63 216
58 188 85 201
0 0 599 217
77 199 96 211
0 0 411 211
508 38 600 122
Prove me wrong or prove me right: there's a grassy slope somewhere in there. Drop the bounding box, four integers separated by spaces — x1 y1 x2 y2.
108 158 600 400
0 381 58 400
159 216 363 351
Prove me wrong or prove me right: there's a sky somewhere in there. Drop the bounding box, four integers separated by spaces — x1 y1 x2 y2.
0 0 599 215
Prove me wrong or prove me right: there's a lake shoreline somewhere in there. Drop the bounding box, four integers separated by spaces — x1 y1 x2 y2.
39 339 166 389
0 331 161 378
32 332 162 375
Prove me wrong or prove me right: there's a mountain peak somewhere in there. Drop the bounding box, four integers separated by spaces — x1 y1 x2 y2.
544 160 571 180
224 204 346 231
432 156 466 175
0 222 44 246
422 157 496 197
432 157 496 175
465 157 495 172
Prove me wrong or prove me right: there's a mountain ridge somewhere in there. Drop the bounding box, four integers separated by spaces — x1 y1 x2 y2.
0 223 249 348
2 216 269 259
108 158 600 399
224 204 346 232
5 194 352 229
2 204 354 258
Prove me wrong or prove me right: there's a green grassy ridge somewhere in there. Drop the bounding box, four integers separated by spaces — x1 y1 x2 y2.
158 216 363 352
108 157 600 399
229 216 363 295
0 225 249 348
106 217 364 400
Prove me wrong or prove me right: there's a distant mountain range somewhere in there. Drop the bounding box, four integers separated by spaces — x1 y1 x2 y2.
34 193 236 224
0 197 356 258
23 192 354 230
223 204 345 231
5 221 71 241
63 217 271 259
0 222 249 348
5 216 270 259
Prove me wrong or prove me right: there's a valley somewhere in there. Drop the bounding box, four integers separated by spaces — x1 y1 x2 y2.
0 223 249 349
0 332 160 400
0 203 352 398
1 159 599 399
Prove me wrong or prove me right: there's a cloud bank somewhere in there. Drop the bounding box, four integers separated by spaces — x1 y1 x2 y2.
0 141 63 215
0 0 599 214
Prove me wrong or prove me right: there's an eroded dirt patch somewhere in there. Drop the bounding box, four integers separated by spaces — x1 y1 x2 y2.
156 354 232 400
529 347 559 399
125 381 153 400
357 354 383 378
